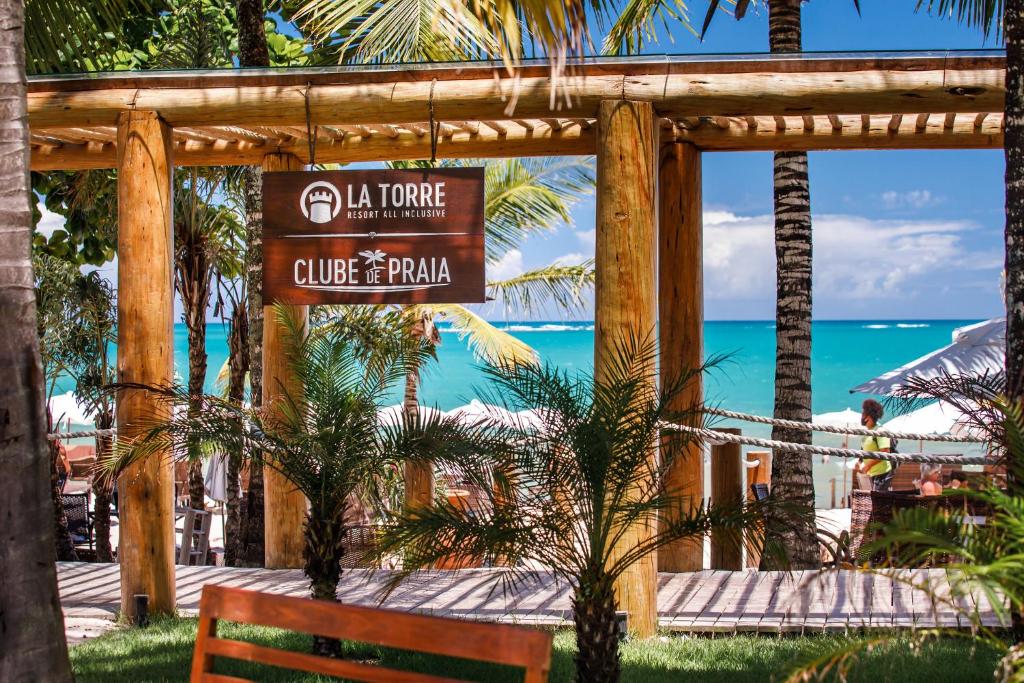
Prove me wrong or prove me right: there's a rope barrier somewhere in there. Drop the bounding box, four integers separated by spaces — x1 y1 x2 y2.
703 406 986 443
47 428 117 441
661 421 990 465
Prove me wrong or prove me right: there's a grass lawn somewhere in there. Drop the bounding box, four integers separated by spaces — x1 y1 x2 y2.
70 616 1001 682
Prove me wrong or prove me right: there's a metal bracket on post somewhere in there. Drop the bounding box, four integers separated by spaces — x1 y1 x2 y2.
304 82 318 167
428 78 439 165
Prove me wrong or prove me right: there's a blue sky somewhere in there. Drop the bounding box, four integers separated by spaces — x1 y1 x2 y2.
41 2 1007 322
482 2 1006 321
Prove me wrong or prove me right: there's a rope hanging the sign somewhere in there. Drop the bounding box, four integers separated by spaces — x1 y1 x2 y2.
428 78 439 165
304 82 318 166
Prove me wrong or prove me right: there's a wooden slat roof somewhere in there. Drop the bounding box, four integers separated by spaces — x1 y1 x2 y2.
27 51 1006 170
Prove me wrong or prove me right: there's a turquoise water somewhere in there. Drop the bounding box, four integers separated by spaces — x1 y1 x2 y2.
59 319 981 507
175 317 972 416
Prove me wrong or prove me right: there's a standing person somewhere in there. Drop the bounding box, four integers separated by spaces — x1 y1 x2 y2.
856 399 894 491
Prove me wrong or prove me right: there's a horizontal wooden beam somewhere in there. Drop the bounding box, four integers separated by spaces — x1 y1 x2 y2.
670 113 1003 151
30 123 595 170
28 56 1003 130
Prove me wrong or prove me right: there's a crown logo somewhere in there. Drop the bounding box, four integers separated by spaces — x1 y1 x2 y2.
299 180 342 224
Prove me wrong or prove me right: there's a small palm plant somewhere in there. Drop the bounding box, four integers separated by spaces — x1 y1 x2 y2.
786 370 1024 682
110 306 501 653
377 335 777 683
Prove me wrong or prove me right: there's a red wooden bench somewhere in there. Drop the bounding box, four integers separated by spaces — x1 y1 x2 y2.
190 585 553 682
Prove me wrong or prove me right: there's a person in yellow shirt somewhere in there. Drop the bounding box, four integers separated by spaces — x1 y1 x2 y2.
855 399 893 491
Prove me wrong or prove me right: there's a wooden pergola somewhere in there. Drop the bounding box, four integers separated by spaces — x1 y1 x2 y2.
29 50 1005 637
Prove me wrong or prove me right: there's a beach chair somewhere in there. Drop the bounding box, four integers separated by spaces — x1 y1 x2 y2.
190 585 553 682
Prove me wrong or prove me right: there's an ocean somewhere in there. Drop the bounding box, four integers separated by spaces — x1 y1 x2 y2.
61 319 984 507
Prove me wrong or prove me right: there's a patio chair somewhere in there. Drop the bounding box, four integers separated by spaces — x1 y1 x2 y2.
61 491 93 553
190 585 553 682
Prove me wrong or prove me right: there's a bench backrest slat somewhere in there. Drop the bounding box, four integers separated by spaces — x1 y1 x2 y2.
190 585 552 683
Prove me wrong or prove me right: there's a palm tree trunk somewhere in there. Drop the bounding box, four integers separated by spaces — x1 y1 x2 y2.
1007 0 1024 423
1004 0 1024 641
302 507 345 657
0 0 73 671
403 313 435 510
761 0 819 570
225 300 249 567
236 0 270 566
187 302 207 511
572 570 620 683
92 411 114 562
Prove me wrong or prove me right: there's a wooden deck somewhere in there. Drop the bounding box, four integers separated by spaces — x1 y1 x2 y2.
57 562 1000 634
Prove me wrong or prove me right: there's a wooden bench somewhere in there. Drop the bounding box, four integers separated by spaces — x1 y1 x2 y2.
190 585 553 682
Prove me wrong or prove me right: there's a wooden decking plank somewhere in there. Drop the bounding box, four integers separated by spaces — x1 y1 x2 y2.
779 571 815 633
735 571 779 632
825 570 853 632
55 563 970 635
716 569 765 634
666 570 724 630
689 571 739 632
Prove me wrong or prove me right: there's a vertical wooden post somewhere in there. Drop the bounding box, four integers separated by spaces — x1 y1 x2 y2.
745 450 772 568
658 141 705 572
262 152 308 569
116 111 175 618
710 428 743 570
595 99 657 638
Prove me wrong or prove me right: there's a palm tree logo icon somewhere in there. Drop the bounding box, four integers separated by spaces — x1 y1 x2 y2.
359 249 387 283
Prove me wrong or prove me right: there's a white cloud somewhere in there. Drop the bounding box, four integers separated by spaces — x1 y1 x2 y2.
702 211 987 302
880 190 944 210
487 249 524 281
36 204 65 237
552 252 588 266
574 229 596 246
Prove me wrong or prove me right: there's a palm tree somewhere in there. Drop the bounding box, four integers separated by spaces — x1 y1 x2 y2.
1 0 78 676
33 251 81 561
377 336 779 683
62 272 118 562
173 168 245 510
384 157 595 508
113 305 486 656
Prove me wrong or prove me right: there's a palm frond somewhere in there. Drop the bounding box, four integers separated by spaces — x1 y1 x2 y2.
915 0 1003 38
289 0 502 63
603 0 692 55
487 260 594 316
425 303 538 366
25 0 166 74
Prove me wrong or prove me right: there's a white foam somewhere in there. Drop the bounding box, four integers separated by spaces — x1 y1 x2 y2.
896 323 930 328
863 324 890 329
501 324 594 332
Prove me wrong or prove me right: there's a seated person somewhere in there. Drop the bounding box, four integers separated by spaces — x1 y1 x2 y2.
918 464 943 496
948 471 970 490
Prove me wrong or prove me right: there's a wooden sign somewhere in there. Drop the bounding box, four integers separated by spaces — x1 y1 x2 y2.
263 168 485 304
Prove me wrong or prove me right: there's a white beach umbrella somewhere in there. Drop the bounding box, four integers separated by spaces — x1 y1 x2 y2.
48 391 93 426
883 400 981 438
445 400 517 426
812 408 862 428
850 317 1004 395
376 403 444 426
